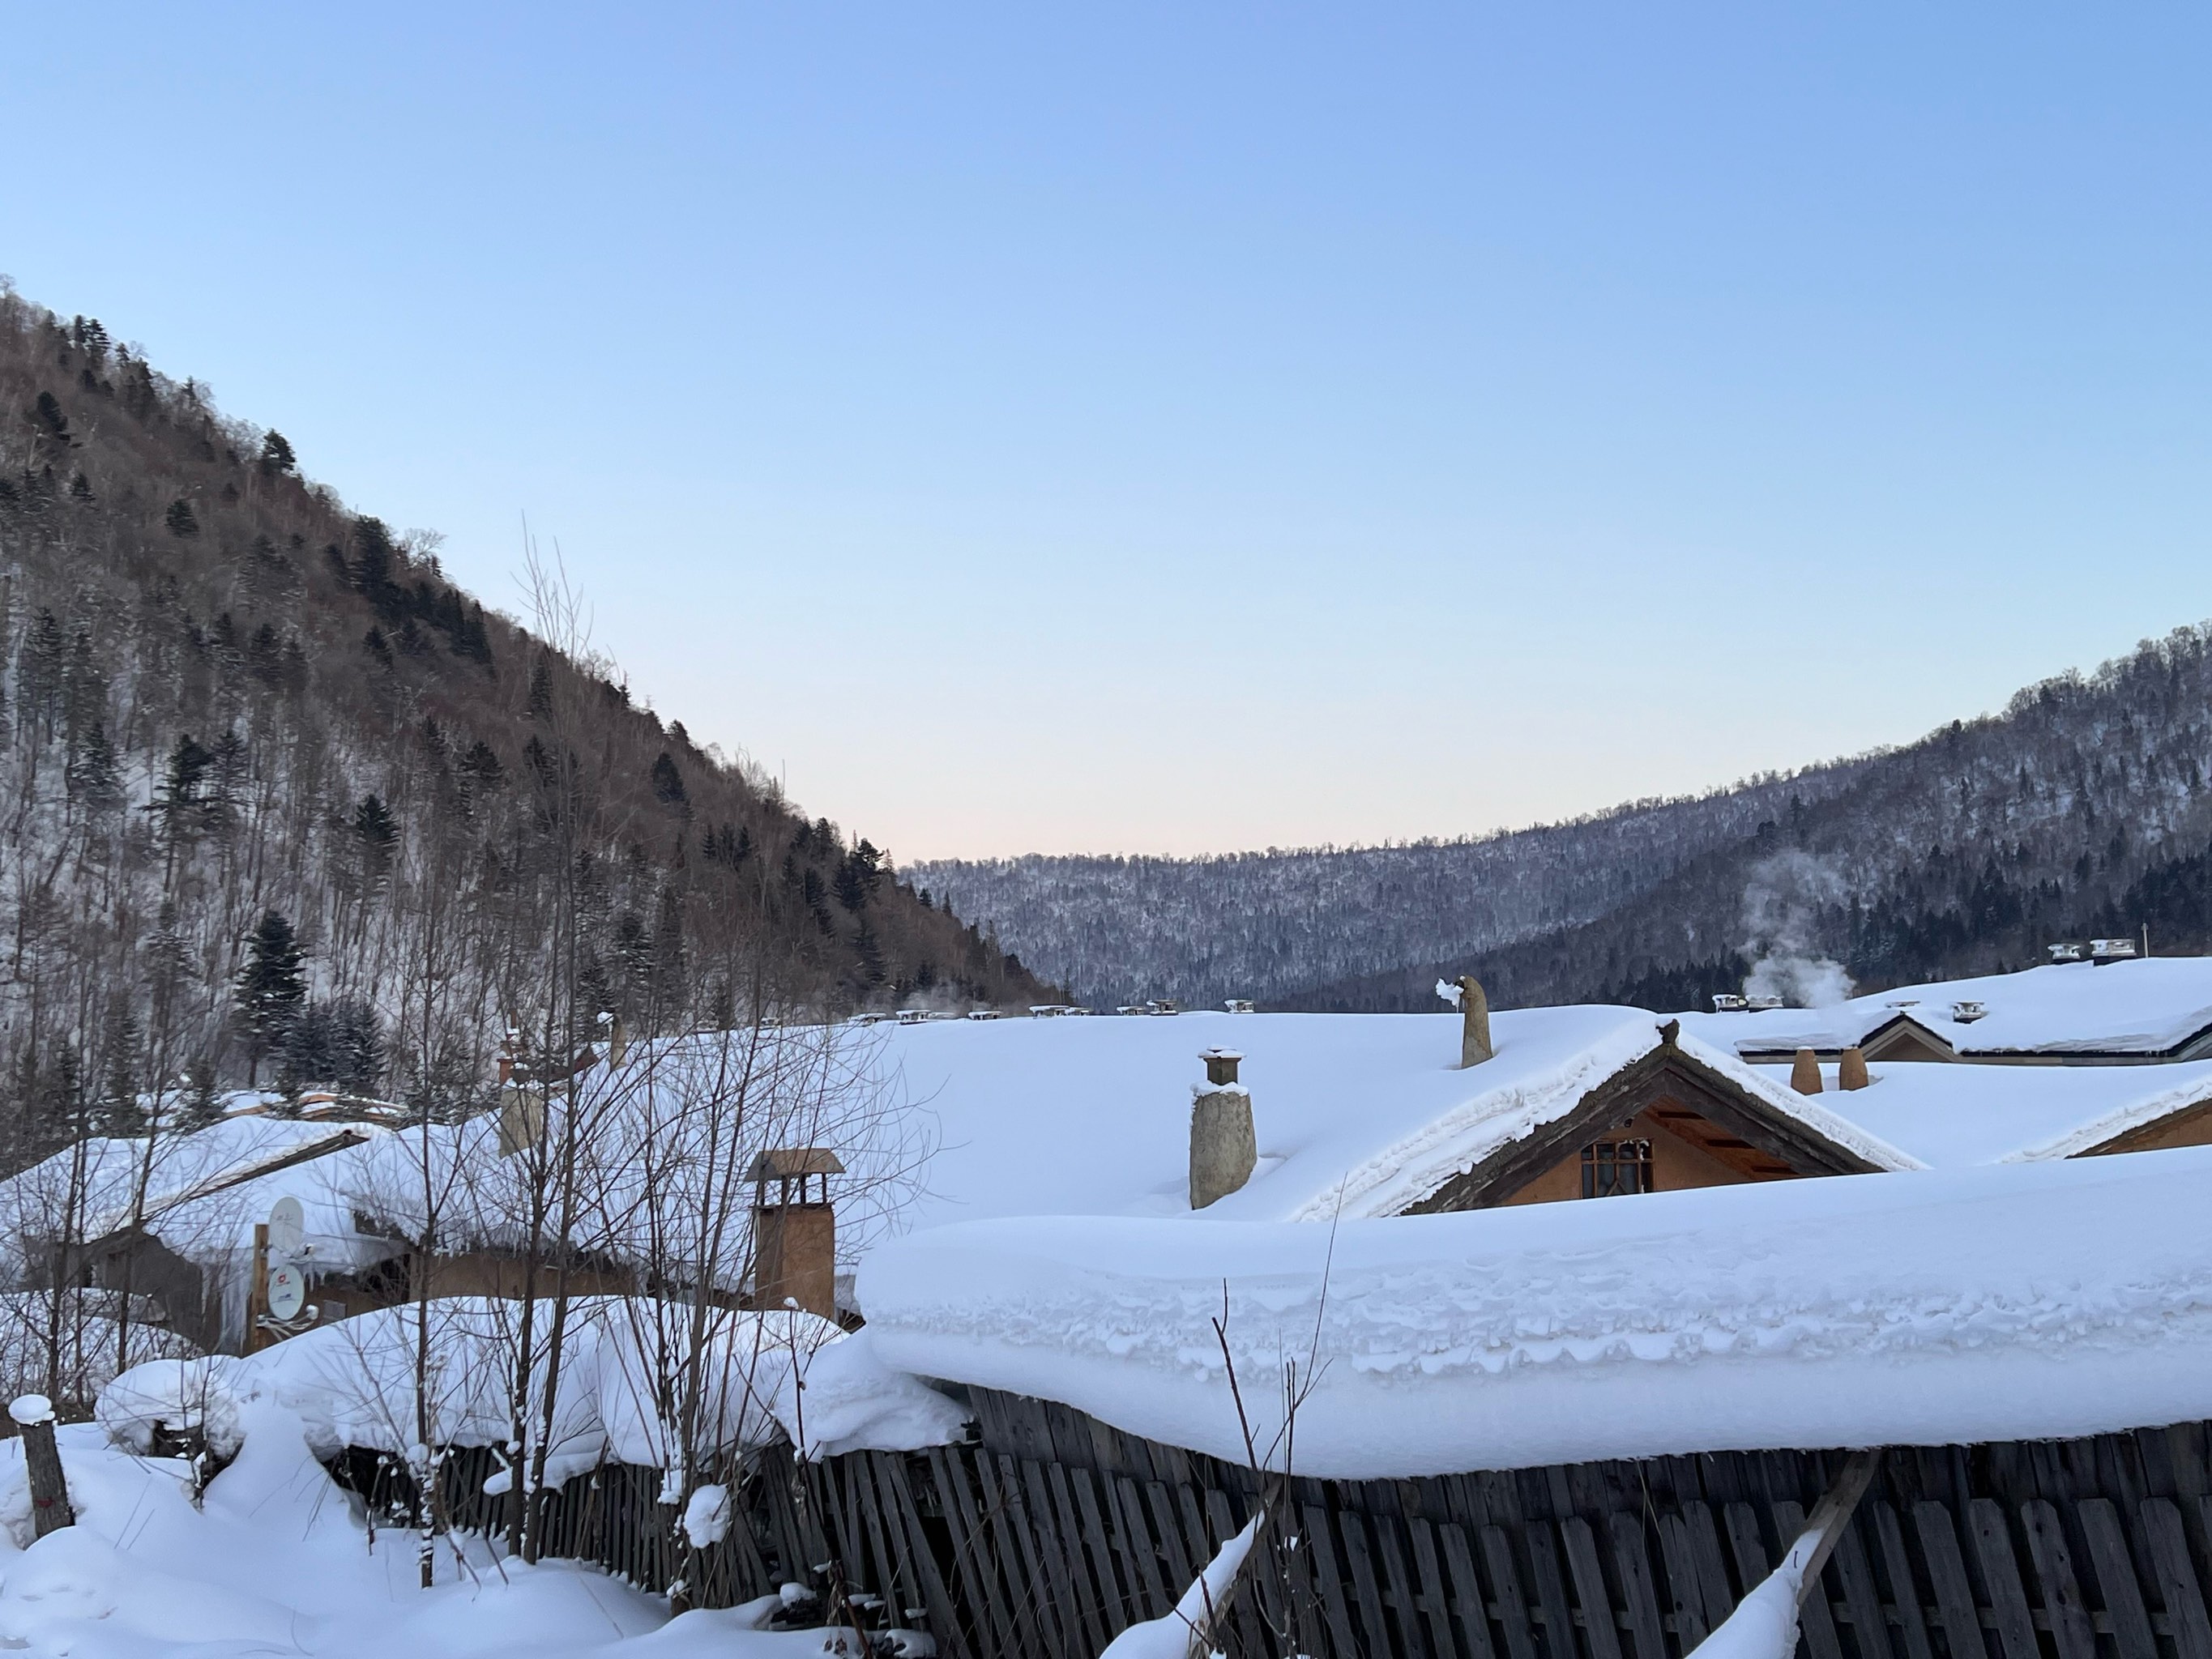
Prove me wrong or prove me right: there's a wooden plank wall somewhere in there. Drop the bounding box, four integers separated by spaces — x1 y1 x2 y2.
328 1394 2212 1659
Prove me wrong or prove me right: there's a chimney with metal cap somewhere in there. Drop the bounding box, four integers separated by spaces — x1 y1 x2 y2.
749 1148 845 1319
1189 1049 1256 1209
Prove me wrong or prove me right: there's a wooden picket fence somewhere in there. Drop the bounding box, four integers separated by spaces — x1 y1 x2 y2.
331 1386 2212 1659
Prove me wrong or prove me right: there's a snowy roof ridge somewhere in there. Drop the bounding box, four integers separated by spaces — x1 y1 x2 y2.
2000 1070 2212 1162
1280 1010 1665 1221
1667 1027 1926 1173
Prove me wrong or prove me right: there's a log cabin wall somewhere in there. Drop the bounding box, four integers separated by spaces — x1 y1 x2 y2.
329 1390 2212 1659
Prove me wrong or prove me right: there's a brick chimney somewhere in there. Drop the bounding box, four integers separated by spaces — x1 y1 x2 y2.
1189 1049 1255 1209
749 1149 844 1319
1458 975 1493 1068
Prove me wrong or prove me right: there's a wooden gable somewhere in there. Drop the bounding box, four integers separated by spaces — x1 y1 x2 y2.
1402 1028 1884 1214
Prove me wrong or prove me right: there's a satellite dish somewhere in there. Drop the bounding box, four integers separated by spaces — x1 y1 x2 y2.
267 1196 305 1258
267 1262 306 1322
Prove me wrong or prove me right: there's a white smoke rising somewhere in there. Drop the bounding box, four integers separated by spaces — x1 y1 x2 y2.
1740 851 1855 1009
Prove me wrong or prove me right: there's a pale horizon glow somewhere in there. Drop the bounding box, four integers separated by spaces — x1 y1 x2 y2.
8 6 2210 859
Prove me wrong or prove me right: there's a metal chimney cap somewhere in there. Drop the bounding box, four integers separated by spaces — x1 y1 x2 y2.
745 1148 846 1182
1200 1047 1244 1062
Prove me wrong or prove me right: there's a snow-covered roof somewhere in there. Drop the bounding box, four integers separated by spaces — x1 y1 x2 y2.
865 1006 1916 1226
0 1117 392 1277
859 1149 2212 1478
1794 1057 2212 1166
1680 955 2212 1061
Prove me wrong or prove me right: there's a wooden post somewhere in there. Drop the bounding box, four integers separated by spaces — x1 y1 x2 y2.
246 1222 270 1354
11 1395 72 1537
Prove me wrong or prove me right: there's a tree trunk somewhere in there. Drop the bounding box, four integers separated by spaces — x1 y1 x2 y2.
15 1405 72 1537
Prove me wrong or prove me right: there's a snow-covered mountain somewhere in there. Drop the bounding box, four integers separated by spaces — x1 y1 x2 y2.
917 627 2212 1010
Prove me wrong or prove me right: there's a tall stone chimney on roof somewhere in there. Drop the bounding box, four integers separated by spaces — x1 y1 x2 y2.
1791 1048 1823 1095
1458 975 1493 1068
1189 1049 1256 1209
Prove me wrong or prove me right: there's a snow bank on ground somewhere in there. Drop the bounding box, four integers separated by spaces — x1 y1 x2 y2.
100 1298 965 1475
862 1149 2212 1479
0 1414 836 1659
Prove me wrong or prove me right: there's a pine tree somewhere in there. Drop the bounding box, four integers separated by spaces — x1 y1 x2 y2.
327 997 386 1094
175 1067 225 1133
30 391 70 446
235 911 307 1085
96 1000 146 1137
258 430 297 474
527 653 555 719
164 497 199 536
66 719 122 810
651 887 687 1029
833 853 868 914
352 794 399 889
651 750 687 808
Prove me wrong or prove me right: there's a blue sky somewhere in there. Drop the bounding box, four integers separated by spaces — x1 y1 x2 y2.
8 6 2210 857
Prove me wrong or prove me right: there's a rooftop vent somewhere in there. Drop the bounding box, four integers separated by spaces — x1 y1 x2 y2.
1745 996 1784 1013
1712 994 1749 1013
2090 938 2140 966
2048 941 2086 963
1224 999 1256 1014
1148 1000 1181 1017
1950 1000 1988 1024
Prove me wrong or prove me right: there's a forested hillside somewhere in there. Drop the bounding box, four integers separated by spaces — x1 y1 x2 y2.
0 288 1041 1163
919 629 2212 1013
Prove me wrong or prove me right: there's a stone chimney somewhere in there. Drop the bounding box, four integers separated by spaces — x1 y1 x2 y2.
1189 1049 1256 1209
496 1084 544 1157
1838 1047 1870 1090
1791 1048 1823 1095
1458 975 1493 1068
749 1149 845 1319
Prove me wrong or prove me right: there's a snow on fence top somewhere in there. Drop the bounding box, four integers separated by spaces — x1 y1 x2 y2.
859 1148 2212 1479
99 1296 965 1475
1678 953 2212 1060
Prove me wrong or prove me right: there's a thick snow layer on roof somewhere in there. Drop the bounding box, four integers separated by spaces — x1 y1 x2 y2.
860 1149 2212 1479
1795 1060 2212 1166
0 1118 390 1280
842 1007 1668 1224
869 1004 1917 1224
1681 955 2212 1059
99 1297 964 1473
